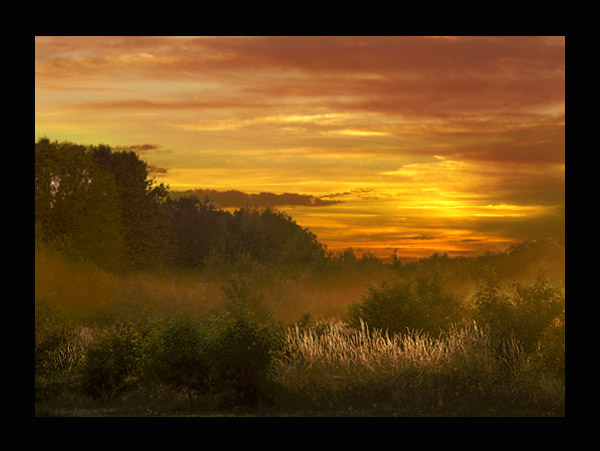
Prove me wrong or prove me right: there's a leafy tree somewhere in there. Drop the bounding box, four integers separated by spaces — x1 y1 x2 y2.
88 145 172 269
35 139 127 268
35 138 174 270
255 208 326 267
166 196 229 269
225 207 326 269
35 139 333 274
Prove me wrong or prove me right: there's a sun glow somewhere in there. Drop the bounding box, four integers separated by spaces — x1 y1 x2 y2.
35 36 565 258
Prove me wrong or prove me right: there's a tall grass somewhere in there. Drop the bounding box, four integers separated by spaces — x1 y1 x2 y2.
277 317 564 415
35 238 564 415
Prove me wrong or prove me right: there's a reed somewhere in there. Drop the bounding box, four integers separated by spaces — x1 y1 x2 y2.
276 317 561 415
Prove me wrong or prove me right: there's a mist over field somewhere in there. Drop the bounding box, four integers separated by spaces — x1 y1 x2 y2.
35 29 564 420
35 138 564 416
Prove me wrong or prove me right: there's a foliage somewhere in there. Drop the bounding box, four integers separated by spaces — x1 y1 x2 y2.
34 138 565 415
35 300 74 375
35 138 171 271
165 196 229 269
224 207 326 271
278 318 564 415
206 280 286 407
348 272 465 336
34 139 564 281
35 299 82 399
394 239 564 286
473 271 565 355
78 324 143 400
35 138 328 274
35 139 127 269
144 312 210 405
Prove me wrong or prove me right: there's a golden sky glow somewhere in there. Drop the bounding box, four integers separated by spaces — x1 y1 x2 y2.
35 36 565 258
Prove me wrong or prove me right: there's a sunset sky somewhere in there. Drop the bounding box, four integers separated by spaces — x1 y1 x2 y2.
35 36 565 259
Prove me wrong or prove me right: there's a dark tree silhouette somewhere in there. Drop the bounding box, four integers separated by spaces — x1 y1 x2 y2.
35 139 329 273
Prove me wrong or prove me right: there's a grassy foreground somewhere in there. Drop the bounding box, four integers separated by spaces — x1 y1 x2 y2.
35 240 564 417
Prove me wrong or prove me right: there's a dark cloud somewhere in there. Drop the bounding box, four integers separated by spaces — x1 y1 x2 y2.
147 164 168 175
115 143 161 153
402 234 436 240
201 36 563 78
36 36 564 121
446 123 565 165
215 36 564 119
174 189 343 209
321 187 377 200
112 144 169 175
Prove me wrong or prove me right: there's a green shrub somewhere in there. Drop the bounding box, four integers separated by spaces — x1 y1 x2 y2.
473 272 565 355
348 274 464 336
208 305 285 407
145 312 210 406
78 324 142 400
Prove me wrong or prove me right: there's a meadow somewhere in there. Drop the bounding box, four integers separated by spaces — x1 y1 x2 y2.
34 139 565 416
35 236 565 417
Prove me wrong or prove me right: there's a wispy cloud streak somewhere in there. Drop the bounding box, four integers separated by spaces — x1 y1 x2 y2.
35 36 565 256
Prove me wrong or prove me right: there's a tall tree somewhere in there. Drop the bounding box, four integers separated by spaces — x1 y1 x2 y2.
88 145 172 269
35 139 126 268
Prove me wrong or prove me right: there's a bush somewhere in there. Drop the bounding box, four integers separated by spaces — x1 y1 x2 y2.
473 272 565 354
348 274 464 336
208 305 285 407
35 299 81 399
145 312 210 406
78 324 142 400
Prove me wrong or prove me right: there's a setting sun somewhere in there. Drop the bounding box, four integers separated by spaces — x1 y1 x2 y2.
35 36 565 259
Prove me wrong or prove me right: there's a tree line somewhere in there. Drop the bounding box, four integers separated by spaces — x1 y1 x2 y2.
35 138 327 273
35 138 565 280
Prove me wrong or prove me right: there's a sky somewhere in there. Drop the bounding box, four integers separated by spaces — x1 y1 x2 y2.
35 36 565 259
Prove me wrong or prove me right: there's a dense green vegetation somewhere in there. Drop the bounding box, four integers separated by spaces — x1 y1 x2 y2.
35 138 326 274
35 139 565 416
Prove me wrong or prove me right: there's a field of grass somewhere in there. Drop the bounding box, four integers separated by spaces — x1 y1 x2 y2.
34 240 565 417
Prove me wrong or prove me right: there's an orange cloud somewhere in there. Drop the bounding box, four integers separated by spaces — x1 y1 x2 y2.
35 36 565 257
